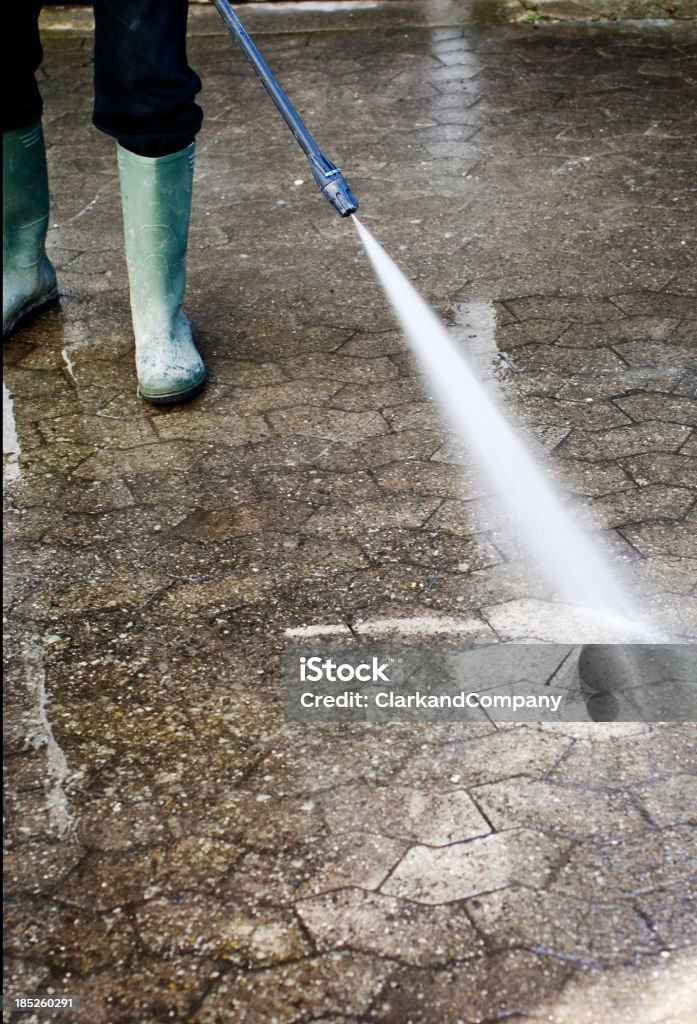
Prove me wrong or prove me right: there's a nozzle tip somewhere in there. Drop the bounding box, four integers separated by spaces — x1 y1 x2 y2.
322 175 359 218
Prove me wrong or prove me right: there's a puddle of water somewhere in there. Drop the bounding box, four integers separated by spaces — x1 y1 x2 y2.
23 641 74 838
353 216 658 642
450 298 519 394
3 382 22 484
61 346 79 385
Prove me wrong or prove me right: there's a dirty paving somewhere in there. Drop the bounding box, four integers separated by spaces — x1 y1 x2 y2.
3 3 697 1023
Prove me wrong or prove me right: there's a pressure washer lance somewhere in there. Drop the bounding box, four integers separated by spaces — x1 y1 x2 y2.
211 0 359 217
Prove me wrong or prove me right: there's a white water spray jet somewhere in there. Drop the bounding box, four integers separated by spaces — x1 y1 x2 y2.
354 217 656 641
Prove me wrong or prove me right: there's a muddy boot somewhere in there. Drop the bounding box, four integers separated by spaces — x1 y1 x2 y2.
117 142 206 405
3 121 59 338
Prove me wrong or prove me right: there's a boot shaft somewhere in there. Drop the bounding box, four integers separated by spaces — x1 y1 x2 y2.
3 120 58 336
117 143 195 328
3 121 51 268
116 142 205 404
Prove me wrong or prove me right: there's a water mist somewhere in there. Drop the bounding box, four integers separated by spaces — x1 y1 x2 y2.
354 216 657 642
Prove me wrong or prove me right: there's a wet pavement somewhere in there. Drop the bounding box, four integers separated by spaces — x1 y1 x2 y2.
3 3 697 1022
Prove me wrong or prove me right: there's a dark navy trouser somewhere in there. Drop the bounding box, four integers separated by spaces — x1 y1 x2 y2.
2 1 203 157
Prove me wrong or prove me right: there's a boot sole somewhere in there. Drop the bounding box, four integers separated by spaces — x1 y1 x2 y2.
3 287 59 339
138 371 207 407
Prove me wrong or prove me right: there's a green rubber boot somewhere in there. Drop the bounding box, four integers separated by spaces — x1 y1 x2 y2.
3 121 59 338
117 142 206 405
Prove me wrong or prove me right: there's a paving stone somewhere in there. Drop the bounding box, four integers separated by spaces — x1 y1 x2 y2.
423 563 553 614
71 441 208 481
559 423 692 461
632 774 697 828
225 380 340 416
355 527 501 573
425 498 487 537
18 441 96 478
3 899 138 974
679 432 697 456
54 837 243 911
481 598 643 643
304 495 442 536
613 339 695 370
512 343 628 376
59 477 136 515
467 887 661 964
621 452 696 491
267 406 389 441
381 829 564 904
15 569 169 616
257 467 380 504
320 785 491 846
3 839 85 898
373 460 473 498
44 957 220 1024
611 293 697 318
280 352 400 384
557 369 685 403
551 825 696 899
336 330 404 358
632 588 695 637
620 522 697 560
634 889 697 951
473 777 649 839
331 377 426 411
257 724 453 792
496 319 571 350
630 555 697 600
319 429 445 473
397 726 571 790
297 888 483 967
205 358 288 388
216 828 408 910
151 410 270 444
549 726 697 789
171 500 313 541
503 297 626 323
38 413 158 448
532 721 649 741
372 949 573 1024
575 485 695 529
518 395 632 431
559 460 635 497
558 316 681 349
2 958 52 1001
195 952 392 1024
382 400 444 433
134 896 310 964
615 392 697 427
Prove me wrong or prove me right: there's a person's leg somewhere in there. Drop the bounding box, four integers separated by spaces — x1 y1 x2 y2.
93 0 202 158
3 1 58 337
93 0 205 404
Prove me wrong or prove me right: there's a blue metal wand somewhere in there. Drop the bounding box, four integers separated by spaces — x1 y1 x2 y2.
210 0 359 217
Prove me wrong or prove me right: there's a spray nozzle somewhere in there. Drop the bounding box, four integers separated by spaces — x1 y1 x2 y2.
308 153 359 218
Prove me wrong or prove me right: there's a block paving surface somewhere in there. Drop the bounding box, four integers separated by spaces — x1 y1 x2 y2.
3 3 696 1022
